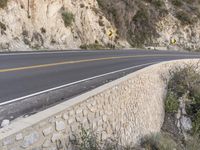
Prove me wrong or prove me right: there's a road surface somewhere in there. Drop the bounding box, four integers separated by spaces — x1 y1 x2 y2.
0 49 200 120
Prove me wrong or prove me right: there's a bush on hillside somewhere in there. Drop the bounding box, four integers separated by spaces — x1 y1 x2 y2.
176 11 194 25
168 65 200 98
62 11 74 27
171 0 183 7
0 21 6 31
165 91 179 113
152 0 165 8
80 43 105 50
0 0 7 9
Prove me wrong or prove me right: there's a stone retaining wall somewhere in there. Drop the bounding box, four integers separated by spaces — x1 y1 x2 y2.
0 59 199 150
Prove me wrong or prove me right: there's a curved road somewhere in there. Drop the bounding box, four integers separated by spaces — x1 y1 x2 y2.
0 49 200 120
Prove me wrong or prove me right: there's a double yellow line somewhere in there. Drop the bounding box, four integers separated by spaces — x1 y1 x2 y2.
0 54 187 73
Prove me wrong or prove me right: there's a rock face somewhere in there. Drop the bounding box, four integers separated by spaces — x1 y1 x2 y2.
156 14 200 51
0 0 200 51
0 0 116 51
97 0 200 51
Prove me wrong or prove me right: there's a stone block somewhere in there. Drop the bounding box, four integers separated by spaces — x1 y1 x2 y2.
51 133 62 143
55 121 66 131
62 113 69 120
43 127 53 136
42 139 51 148
21 131 40 148
3 137 14 146
16 133 23 141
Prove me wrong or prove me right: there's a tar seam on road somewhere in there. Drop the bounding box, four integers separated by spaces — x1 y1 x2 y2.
0 62 158 106
0 54 192 73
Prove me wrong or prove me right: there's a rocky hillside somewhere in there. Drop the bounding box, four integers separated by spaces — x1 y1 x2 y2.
0 0 123 51
0 0 200 51
97 0 200 51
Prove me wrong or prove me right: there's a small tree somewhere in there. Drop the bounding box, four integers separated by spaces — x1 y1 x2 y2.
62 11 74 27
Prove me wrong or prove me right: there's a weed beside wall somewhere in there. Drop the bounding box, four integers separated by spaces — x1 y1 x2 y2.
162 63 200 149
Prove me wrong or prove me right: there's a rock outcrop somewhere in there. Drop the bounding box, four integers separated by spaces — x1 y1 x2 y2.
97 0 200 51
0 0 120 51
0 0 200 51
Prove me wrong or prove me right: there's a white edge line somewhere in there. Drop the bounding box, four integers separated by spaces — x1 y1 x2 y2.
0 62 158 106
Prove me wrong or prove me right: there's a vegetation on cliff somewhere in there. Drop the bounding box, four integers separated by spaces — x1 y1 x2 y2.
62 11 74 27
0 0 7 9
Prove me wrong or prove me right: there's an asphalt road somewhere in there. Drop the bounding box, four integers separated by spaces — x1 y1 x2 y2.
0 49 200 108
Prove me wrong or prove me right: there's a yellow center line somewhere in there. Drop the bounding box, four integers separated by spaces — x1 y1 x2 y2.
0 54 189 73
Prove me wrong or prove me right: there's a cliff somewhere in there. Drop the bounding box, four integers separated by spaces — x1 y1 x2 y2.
0 0 123 51
97 0 200 51
0 0 200 51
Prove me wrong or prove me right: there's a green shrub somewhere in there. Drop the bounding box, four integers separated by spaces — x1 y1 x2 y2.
152 0 165 8
131 9 152 47
144 0 165 8
141 134 178 150
186 94 200 136
185 135 200 150
62 11 74 27
184 0 196 4
70 127 136 150
190 85 200 102
168 66 200 97
71 128 100 150
0 0 7 9
171 0 183 7
165 91 179 113
192 110 200 135
133 9 148 22
80 43 105 50
0 21 6 31
96 0 104 8
176 11 193 25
